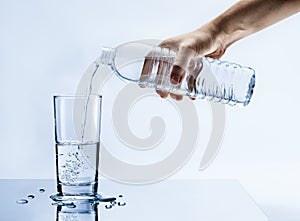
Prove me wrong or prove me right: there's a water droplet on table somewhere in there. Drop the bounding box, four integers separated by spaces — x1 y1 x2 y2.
99 197 116 202
27 195 35 199
16 199 28 204
105 204 113 209
118 202 126 206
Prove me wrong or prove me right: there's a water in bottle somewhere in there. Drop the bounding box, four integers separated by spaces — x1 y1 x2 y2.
97 39 255 107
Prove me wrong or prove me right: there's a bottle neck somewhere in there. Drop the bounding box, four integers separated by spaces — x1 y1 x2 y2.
99 47 116 65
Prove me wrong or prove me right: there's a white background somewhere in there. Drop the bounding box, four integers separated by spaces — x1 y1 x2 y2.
1 0 300 220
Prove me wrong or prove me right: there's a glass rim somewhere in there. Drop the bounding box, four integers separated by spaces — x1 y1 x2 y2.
53 94 102 99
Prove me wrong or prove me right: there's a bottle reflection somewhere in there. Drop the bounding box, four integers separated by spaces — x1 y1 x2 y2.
56 202 98 221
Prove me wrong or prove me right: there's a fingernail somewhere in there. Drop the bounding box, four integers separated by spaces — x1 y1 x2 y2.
160 93 168 99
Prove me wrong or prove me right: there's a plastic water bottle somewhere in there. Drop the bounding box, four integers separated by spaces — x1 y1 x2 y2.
98 39 255 107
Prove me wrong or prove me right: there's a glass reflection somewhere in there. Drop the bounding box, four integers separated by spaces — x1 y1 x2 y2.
56 202 98 221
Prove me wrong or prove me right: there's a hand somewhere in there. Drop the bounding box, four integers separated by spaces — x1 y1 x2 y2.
141 23 227 101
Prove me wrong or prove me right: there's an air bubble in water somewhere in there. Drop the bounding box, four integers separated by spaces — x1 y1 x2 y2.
16 199 28 204
39 188 45 193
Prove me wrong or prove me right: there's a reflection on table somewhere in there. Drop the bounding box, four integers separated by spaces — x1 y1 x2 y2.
0 179 268 221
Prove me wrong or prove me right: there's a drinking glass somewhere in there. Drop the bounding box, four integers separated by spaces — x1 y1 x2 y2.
51 95 102 202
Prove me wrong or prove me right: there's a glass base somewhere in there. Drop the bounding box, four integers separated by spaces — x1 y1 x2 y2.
57 182 98 195
50 193 102 203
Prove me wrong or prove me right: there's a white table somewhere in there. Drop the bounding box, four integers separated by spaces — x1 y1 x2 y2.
0 179 268 221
